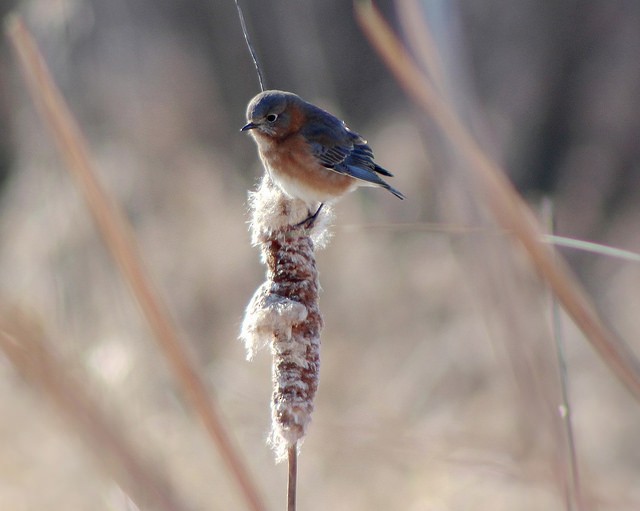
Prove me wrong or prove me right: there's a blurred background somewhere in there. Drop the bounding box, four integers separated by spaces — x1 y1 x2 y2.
1 0 639 509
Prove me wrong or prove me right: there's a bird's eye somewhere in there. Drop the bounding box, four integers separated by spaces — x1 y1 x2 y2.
266 114 278 123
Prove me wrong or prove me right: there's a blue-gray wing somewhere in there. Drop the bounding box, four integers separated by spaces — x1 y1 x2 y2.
301 116 404 199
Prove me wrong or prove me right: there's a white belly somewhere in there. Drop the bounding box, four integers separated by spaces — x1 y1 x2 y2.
267 168 356 204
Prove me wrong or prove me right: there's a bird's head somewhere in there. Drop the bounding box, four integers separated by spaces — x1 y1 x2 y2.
241 90 301 139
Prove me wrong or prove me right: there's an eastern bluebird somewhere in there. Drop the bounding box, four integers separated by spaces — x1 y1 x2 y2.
241 90 405 209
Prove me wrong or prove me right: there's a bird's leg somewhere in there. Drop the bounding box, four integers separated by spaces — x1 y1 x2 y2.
295 203 324 229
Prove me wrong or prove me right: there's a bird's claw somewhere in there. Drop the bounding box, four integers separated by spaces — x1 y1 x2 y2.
295 203 324 230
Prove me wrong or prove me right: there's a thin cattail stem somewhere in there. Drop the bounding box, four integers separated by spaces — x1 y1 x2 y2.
287 445 298 511
234 0 267 91
5 15 266 511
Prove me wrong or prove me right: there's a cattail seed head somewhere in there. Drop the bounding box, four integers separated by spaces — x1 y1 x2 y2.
240 175 331 461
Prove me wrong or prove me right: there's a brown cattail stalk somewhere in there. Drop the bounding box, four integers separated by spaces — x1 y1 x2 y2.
241 175 331 462
5 16 267 511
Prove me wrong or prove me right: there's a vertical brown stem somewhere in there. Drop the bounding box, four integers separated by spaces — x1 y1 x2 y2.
287 445 298 511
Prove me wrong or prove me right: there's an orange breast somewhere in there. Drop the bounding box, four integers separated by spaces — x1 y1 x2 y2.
258 133 356 202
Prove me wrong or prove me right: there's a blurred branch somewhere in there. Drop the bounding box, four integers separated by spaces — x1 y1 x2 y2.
355 1 640 401
398 0 446 92
4 15 267 511
542 235 640 263
0 306 194 511
543 199 587 511
338 221 640 262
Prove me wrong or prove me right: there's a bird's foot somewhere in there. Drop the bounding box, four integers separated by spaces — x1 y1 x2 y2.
295 203 324 230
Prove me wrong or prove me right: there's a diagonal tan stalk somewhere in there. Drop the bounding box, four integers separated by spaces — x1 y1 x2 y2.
355 1 640 401
0 309 194 511
5 15 267 511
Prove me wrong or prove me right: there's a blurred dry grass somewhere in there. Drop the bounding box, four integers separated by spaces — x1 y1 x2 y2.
1 1 640 510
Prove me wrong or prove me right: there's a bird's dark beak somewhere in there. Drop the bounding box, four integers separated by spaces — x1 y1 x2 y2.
241 122 258 132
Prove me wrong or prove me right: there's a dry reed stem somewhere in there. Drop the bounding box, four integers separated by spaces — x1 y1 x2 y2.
355 0 640 401
398 0 447 93
400 2 587 505
543 200 587 511
5 15 266 511
0 307 193 511
287 445 298 511
241 175 330 463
